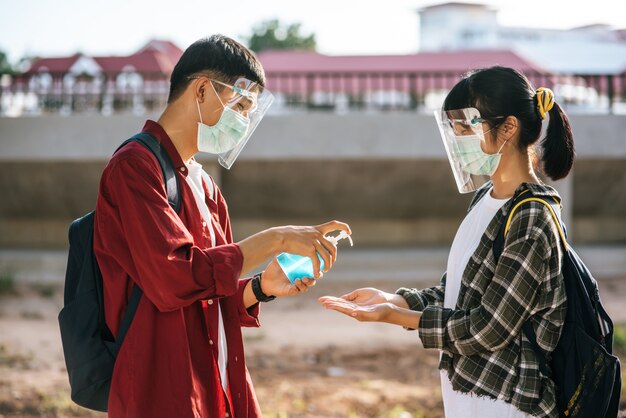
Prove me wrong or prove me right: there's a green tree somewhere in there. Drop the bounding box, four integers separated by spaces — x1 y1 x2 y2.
247 19 316 52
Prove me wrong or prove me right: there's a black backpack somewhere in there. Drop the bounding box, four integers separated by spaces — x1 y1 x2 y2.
58 132 180 412
493 190 621 418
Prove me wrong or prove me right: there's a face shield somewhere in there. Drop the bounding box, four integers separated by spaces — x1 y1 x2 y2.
434 107 503 194
211 78 274 169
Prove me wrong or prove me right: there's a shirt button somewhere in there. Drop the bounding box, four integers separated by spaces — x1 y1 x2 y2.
202 221 207 227
209 340 214 345
208 299 213 305
235 356 238 362
180 167 186 172
225 413 230 417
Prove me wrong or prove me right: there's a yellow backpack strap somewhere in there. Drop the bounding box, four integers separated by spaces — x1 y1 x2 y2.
504 197 568 252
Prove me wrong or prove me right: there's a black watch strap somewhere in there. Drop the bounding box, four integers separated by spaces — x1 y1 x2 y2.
251 272 276 302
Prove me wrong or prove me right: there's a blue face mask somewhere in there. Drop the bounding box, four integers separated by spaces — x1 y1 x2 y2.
196 97 250 155
454 133 508 176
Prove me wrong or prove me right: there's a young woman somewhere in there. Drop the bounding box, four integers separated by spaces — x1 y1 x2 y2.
320 66 575 418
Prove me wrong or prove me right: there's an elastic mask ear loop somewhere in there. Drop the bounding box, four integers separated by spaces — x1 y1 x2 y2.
196 98 203 124
483 124 508 154
196 81 229 125
496 138 508 154
209 81 227 109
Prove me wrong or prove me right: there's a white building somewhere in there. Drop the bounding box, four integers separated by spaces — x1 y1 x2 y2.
418 2 626 74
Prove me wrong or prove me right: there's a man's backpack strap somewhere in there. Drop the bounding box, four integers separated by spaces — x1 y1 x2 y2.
109 132 181 345
115 132 181 213
493 191 566 379
113 285 143 354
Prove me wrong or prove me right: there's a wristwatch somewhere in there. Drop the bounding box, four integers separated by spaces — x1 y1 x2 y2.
251 272 276 302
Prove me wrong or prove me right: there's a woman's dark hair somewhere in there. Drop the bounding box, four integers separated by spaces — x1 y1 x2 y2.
167 34 265 103
443 66 575 181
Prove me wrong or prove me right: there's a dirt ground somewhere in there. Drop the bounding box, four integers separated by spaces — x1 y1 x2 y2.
1 276 626 418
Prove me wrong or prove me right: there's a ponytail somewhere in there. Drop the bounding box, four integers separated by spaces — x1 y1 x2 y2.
536 88 575 181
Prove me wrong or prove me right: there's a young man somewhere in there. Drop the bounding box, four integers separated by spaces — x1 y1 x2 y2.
94 35 350 417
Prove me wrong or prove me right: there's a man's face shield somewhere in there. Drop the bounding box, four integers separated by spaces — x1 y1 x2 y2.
189 74 274 169
211 78 274 169
434 107 492 194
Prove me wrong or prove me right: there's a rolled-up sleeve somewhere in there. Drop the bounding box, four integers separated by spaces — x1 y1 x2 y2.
236 278 260 327
396 272 447 311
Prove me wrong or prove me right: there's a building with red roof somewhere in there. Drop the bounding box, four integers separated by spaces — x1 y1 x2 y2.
26 40 182 78
255 48 552 111
258 48 548 91
16 40 182 115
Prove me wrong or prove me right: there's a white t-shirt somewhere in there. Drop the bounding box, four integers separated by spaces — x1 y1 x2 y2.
440 188 530 418
184 159 229 392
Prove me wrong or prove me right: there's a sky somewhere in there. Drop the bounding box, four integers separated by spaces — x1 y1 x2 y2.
1 0 625 63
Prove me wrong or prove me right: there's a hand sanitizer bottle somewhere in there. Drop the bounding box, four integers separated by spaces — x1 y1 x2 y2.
276 231 353 284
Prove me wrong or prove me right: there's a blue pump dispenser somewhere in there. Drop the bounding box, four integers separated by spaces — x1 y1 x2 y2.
276 231 353 283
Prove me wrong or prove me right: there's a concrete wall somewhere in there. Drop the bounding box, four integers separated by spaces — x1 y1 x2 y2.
1 113 625 248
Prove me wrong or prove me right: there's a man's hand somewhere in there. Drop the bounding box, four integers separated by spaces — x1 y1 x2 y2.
238 220 351 278
261 257 317 297
273 220 351 278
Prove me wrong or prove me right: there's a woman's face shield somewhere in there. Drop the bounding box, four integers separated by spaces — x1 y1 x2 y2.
434 107 491 194
211 78 274 169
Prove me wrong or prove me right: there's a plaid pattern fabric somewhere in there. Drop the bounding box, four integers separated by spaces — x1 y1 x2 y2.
397 182 567 418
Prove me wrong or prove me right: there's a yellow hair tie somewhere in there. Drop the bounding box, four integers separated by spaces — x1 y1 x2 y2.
536 87 555 120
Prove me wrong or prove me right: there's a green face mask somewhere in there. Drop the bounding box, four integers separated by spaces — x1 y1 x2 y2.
196 98 250 155
454 134 507 176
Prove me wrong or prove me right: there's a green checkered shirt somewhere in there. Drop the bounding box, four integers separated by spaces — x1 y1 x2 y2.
397 182 567 418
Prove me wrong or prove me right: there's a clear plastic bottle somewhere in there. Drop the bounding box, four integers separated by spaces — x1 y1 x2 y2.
276 231 353 284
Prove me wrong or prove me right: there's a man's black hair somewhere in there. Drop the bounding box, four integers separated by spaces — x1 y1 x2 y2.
167 35 265 103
